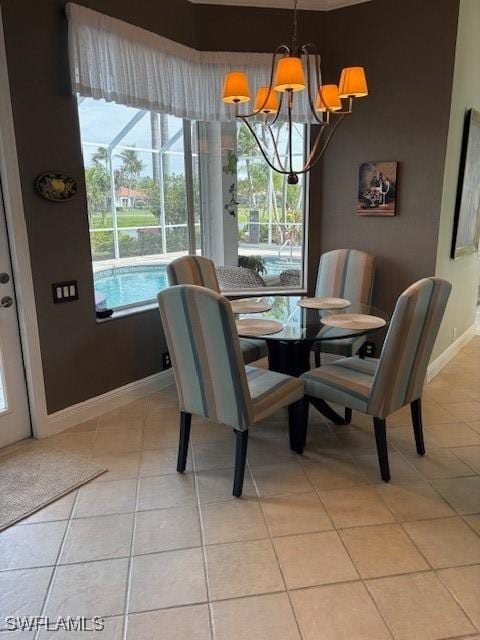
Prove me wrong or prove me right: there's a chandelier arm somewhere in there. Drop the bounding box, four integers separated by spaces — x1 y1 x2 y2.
287 91 294 175
304 123 326 168
239 116 290 175
301 45 328 126
301 114 346 174
269 92 284 126
333 97 355 115
241 45 291 118
265 123 287 172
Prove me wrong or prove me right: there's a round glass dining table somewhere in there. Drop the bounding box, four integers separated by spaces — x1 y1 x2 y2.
236 295 389 424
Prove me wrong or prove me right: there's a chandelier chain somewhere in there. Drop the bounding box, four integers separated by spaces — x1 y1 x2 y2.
292 0 299 55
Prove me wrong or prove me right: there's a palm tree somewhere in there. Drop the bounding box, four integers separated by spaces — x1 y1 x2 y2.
116 147 145 206
237 123 258 210
92 146 109 171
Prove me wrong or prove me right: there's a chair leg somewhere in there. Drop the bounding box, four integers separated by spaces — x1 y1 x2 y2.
314 351 321 367
177 411 191 473
410 398 426 455
288 398 309 454
233 429 249 498
344 408 352 424
373 417 390 482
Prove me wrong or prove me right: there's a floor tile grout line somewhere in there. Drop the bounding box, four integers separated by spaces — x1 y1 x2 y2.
191 437 217 640
361 578 400 640
448 445 480 476
247 456 307 640
435 567 480 633
4 543 480 577
302 452 436 636
462 514 480 538
299 472 397 640
32 488 80 640
121 397 148 640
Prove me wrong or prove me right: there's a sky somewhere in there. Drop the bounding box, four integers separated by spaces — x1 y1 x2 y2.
77 96 305 178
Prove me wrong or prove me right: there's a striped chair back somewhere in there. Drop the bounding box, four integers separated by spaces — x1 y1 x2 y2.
158 285 253 430
315 249 375 304
368 277 451 418
167 256 220 292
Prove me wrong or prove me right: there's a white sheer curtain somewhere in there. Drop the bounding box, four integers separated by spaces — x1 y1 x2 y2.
67 3 317 123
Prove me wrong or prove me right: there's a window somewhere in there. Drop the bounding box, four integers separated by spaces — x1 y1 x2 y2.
78 98 200 311
236 122 306 289
77 98 306 312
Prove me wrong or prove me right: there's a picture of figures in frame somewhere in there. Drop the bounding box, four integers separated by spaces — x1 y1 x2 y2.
357 161 398 216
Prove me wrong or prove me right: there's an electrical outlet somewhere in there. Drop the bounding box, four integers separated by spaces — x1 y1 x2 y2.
162 352 171 369
452 327 457 341
363 341 375 357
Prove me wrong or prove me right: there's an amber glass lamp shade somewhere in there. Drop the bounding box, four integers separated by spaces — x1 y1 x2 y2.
222 72 251 103
273 57 305 92
254 86 280 113
315 84 342 112
338 67 368 98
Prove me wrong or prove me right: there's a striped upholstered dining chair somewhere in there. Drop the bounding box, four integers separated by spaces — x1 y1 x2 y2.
312 249 375 365
167 256 267 365
158 285 305 497
300 277 451 482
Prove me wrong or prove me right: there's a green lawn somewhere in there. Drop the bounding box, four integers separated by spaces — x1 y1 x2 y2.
89 209 163 230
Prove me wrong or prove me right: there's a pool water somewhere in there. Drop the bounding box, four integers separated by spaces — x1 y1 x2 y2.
261 256 301 276
94 256 301 309
94 266 169 309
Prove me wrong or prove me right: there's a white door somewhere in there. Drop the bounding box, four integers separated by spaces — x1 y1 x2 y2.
0 184 30 447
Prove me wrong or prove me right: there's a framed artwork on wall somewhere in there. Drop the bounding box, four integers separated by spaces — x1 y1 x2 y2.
357 161 398 216
451 108 480 259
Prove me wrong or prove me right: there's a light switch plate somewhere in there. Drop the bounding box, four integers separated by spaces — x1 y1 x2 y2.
52 280 79 303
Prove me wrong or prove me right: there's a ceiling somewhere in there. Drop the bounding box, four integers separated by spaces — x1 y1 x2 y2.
189 0 371 10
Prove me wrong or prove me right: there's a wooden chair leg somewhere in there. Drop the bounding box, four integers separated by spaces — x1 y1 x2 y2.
314 350 321 367
344 408 352 424
288 398 309 454
233 429 249 497
373 417 390 482
410 398 426 455
177 411 191 472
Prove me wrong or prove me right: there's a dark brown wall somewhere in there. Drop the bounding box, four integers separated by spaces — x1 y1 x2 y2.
1 0 324 413
1 0 195 413
1 0 459 412
308 0 459 324
195 3 325 51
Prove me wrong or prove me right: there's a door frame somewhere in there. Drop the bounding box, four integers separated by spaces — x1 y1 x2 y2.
0 8 49 438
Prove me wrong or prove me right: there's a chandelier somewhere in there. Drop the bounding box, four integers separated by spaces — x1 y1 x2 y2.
221 0 368 184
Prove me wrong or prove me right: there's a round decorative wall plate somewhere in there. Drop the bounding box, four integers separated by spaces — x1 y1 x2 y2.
35 173 78 202
298 297 351 310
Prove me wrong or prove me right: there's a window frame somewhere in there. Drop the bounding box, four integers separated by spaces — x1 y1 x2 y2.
77 97 309 317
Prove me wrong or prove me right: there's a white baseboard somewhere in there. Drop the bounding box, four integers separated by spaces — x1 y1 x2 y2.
44 369 175 437
427 323 476 382
41 323 476 437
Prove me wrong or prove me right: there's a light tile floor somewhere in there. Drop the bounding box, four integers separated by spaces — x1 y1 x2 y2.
1 338 480 639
